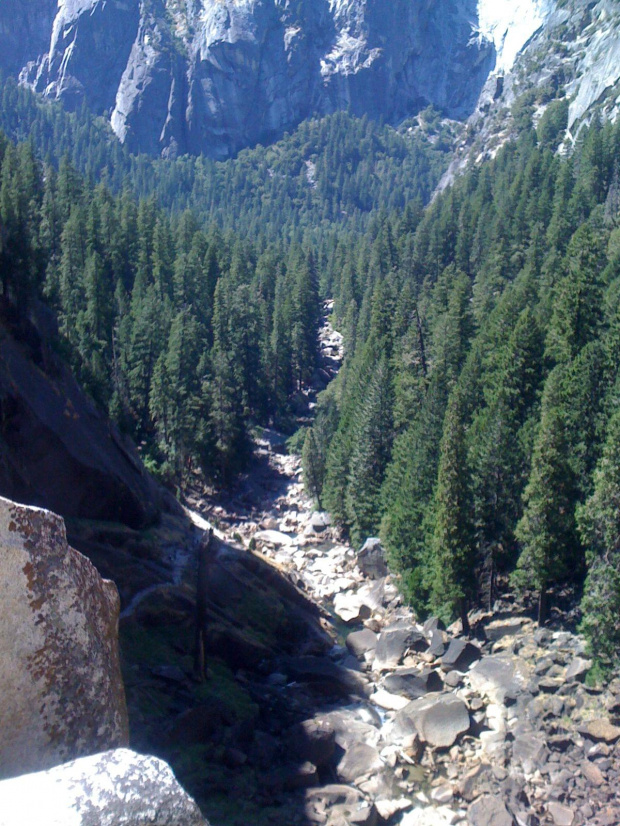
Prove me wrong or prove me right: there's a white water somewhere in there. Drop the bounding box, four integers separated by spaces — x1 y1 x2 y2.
476 0 555 74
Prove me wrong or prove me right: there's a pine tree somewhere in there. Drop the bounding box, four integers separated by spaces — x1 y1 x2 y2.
429 390 475 631
302 428 325 509
345 357 393 546
577 410 620 671
513 371 580 622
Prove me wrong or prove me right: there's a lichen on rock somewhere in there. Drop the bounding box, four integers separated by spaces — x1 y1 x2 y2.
0 496 128 779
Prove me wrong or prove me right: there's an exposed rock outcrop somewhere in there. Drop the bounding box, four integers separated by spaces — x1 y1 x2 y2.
0 497 128 779
0 0 57 77
0 305 164 528
12 0 497 159
0 748 208 825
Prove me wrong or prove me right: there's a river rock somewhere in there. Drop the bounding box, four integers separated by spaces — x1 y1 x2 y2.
382 668 444 700
305 785 376 826
346 629 378 659
483 617 527 643
0 497 128 778
393 694 470 748
577 719 620 743
0 748 207 825
547 802 575 826
441 639 482 672
287 718 336 768
512 733 548 773
400 807 454 826
336 742 384 784
469 656 525 705
468 795 514 826
334 591 372 624
284 656 366 698
357 538 388 579
375 625 428 670
253 529 294 547
564 657 591 683
310 512 331 533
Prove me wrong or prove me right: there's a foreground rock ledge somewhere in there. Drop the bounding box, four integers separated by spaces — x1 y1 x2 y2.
0 496 128 778
0 748 208 826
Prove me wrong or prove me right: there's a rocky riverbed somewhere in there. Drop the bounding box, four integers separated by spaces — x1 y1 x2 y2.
180 310 620 826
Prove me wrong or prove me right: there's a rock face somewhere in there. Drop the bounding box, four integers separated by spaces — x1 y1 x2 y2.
0 748 208 825
0 0 57 76
0 497 128 779
0 308 163 528
9 0 498 159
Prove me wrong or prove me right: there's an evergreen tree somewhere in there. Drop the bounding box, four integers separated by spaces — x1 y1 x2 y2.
513 371 580 622
429 390 475 631
577 410 620 671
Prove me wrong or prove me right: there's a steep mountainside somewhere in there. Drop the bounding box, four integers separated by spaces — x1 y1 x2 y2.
443 0 620 185
0 0 538 159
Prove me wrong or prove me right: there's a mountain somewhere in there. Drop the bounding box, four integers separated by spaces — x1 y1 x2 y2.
0 0 553 160
443 0 620 184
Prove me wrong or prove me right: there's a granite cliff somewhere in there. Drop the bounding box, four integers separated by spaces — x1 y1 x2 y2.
0 0 518 159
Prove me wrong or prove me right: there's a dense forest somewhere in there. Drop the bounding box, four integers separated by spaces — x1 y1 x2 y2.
0 76 451 243
0 134 326 483
304 101 620 670
1 69 619 672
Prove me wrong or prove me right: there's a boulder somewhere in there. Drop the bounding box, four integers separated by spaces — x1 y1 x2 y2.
547 802 575 826
253 530 294 547
427 629 447 657
512 733 548 773
382 668 444 700
564 657 591 683
468 795 514 826
305 785 376 826
284 656 366 698
483 618 526 643
370 689 410 711
346 629 378 659
336 743 384 784
357 538 388 579
393 694 470 748
317 710 381 753
577 719 620 743
310 512 331 533
0 498 128 778
333 591 372 624
375 625 428 670
400 808 454 826
0 748 207 825
440 639 482 672
287 718 336 768
469 656 525 705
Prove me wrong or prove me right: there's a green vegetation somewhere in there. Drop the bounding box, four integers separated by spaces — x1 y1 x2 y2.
1 65 619 668
305 114 620 664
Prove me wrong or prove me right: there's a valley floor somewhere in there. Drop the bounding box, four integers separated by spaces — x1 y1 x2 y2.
178 313 620 826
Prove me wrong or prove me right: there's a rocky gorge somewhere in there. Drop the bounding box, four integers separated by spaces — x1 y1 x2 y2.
169 310 620 826
0 307 619 826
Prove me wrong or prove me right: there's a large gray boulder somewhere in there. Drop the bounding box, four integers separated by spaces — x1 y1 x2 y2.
382 668 444 700
441 639 482 672
0 748 208 825
468 795 514 826
393 694 470 748
469 656 527 705
374 624 428 670
0 498 128 779
357 537 388 579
